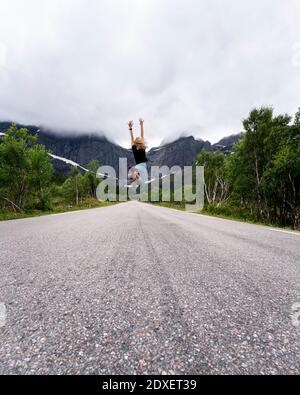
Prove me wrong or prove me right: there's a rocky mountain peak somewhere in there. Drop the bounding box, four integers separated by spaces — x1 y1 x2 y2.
0 122 243 173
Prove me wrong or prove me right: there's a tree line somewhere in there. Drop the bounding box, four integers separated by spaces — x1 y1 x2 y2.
1 106 299 229
197 107 300 229
0 124 101 214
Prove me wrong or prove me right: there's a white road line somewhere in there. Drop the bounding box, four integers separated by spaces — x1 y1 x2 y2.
0 303 6 327
146 204 300 236
268 228 300 236
196 214 300 235
291 303 300 328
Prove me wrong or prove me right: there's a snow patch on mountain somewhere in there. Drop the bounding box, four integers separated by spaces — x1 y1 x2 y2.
49 154 89 172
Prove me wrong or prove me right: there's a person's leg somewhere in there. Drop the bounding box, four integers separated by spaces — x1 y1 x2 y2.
131 171 140 186
128 167 140 182
125 166 140 188
135 163 148 186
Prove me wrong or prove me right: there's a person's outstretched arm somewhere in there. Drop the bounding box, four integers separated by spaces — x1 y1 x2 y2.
139 118 145 140
128 121 135 146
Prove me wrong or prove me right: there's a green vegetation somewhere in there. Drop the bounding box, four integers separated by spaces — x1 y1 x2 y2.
151 201 186 211
0 124 109 221
0 200 115 221
1 106 299 229
197 107 300 230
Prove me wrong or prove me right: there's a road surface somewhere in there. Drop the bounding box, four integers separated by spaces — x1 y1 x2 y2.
0 202 299 375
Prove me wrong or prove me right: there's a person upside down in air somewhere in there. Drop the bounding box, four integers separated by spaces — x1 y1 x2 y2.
127 119 148 187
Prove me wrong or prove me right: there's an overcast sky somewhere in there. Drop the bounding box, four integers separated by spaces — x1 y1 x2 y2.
0 0 299 147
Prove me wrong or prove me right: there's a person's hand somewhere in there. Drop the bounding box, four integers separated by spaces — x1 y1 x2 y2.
128 121 134 130
139 118 144 125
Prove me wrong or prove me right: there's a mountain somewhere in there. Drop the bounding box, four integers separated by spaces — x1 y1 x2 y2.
0 122 134 173
0 122 243 173
148 136 212 168
212 133 244 154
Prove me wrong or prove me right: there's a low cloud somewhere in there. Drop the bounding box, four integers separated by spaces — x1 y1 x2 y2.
0 0 299 147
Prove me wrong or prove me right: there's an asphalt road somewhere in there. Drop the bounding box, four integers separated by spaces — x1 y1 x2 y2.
0 202 299 375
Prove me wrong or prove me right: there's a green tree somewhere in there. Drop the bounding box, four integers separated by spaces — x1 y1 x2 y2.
230 107 291 219
71 167 80 206
197 150 229 206
28 145 54 210
263 127 300 228
0 124 37 210
62 167 89 205
294 107 300 125
85 160 100 199
199 106 299 229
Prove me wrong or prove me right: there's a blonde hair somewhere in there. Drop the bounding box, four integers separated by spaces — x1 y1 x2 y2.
134 137 147 150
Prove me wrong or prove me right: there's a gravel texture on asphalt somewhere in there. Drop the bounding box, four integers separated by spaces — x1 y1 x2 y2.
0 202 299 375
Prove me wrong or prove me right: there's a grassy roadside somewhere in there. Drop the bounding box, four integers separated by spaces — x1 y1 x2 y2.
0 199 117 221
151 202 298 231
150 201 186 211
2 199 297 232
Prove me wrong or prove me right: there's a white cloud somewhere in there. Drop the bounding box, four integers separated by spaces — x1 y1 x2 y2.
0 0 299 147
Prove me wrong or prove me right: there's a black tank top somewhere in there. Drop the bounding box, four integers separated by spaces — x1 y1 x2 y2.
132 145 148 165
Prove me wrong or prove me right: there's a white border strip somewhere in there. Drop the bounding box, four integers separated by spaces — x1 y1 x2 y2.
146 203 300 236
268 228 300 236
0 303 6 327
